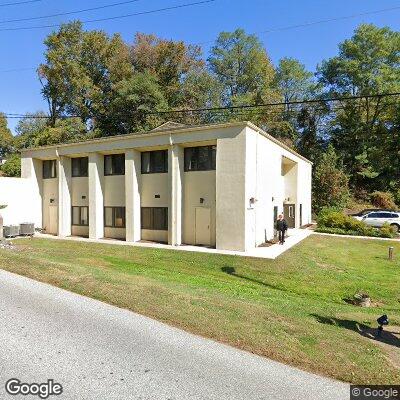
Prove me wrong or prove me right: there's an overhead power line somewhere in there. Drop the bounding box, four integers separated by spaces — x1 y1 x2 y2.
194 5 400 46
256 5 400 36
132 92 400 116
0 0 41 7
4 92 400 119
1 3 399 73
0 0 217 32
0 0 144 25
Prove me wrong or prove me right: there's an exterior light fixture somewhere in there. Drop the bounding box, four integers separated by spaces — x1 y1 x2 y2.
200 198 204 204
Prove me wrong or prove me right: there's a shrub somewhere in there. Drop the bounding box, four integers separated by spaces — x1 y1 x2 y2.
313 145 350 213
316 208 396 238
370 191 397 210
0 154 21 177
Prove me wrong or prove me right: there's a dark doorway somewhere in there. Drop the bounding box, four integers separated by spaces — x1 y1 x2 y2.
300 204 303 227
273 206 278 239
283 204 295 228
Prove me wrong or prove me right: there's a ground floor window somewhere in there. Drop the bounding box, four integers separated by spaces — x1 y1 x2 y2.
104 207 126 228
141 207 168 231
72 206 89 226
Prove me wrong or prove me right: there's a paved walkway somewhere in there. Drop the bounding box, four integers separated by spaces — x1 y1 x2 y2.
30 229 312 259
0 269 349 400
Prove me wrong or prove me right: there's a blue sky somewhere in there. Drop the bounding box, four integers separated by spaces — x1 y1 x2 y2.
1 0 400 133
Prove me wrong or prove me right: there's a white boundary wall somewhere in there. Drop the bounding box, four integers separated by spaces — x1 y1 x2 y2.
0 178 39 226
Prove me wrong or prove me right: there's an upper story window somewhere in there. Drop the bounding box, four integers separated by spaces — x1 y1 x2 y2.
184 145 216 172
141 150 168 174
43 160 57 179
72 157 88 177
104 154 125 176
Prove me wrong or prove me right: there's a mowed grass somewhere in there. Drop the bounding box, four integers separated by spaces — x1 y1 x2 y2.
1 235 399 384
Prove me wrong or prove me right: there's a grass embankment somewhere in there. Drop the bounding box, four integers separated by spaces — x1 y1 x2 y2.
0 235 399 384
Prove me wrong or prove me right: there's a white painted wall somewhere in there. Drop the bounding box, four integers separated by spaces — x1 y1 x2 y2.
183 170 216 246
245 127 312 247
19 122 312 251
0 178 39 226
216 129 247 251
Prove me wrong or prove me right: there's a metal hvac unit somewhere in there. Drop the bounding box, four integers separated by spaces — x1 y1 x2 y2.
19 223 35 236
3 225 20 238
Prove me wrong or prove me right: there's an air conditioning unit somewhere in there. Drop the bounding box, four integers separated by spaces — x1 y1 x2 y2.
4 225 20 238
19 223 35 236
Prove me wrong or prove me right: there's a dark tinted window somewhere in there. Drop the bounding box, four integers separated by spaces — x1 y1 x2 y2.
141 207 168 231
72 206 89 226
377 212 391 218
72 157 88 177
43 160 57 179
141 150 168 174
367 213 379 218
104 154 125 176
391 213 399 218
104 207 126 228
184 146 216 172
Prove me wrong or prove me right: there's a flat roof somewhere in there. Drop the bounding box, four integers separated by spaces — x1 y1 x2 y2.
21 121 312 164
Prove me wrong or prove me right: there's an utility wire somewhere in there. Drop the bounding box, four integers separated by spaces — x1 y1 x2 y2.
4 92 400 119
0 0 217 32
0 0 41 7
194 5 400 46
1 3 399 72
0 0 144 25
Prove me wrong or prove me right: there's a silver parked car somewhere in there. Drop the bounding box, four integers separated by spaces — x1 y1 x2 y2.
353 210 400 232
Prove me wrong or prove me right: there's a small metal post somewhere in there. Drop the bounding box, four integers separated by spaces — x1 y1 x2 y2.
0 213 3 243
389 246 394 261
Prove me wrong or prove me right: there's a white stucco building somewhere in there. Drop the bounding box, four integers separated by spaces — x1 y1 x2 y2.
2 121 312 252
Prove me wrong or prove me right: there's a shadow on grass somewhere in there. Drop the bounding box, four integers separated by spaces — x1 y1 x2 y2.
221 266 285 292
311 314 400 348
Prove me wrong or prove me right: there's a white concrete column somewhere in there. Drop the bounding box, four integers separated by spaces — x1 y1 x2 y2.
125 149 141 242
168 145 184 245
216 133 247 251
89 153 104 239
58 156 72 237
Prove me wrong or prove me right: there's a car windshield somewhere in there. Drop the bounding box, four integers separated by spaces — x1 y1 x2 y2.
360 210 374 215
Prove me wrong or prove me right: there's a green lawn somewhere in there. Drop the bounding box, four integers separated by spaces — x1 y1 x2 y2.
1 235 399 384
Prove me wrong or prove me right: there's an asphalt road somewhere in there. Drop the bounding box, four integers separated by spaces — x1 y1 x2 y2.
0 269 349 400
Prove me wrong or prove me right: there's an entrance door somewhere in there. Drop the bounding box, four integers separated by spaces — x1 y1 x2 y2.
48 205 58 235
195 207 211 246
283 204 296 228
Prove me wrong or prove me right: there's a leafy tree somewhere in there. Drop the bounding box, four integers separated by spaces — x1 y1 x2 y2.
131 33 204 108
33 118 92 147
0 113 14 158
39 21 133 133
111 72 168 133
275 58 316 106
313 145 350 212
208 29 284 132
318 24 400 192
274 57 323 146
0 154 21 177
209 29 276 100
13 112 49 150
